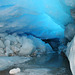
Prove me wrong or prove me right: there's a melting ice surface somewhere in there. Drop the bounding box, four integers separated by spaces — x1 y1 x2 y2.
0 54 72 75
0 0 74 39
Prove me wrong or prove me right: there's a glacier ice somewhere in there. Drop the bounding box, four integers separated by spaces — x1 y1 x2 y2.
64 8 75 75
0 0 73 39
0 0 75 74
71 9 75 20
65 23 75 41
0 48 4 56
0 33 54 56
0 56 31 71
15 68 50 75
0 40 5 48
66 36 75 75
9 68 21 75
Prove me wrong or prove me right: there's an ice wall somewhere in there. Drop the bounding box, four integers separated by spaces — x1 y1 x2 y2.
0 0 73 39
66 36 75 75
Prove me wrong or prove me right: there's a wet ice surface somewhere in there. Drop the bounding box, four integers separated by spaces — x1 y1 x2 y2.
0 53 72 75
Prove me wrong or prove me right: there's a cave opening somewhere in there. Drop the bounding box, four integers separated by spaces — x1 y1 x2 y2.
0 0 75 75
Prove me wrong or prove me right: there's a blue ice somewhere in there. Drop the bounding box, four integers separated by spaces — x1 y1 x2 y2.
0 0 73 39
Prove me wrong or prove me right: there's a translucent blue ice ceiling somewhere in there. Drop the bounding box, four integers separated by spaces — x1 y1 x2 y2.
0 0 74 39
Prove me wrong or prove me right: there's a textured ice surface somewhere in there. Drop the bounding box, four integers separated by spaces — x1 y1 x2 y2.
11 53 72 75
0 33 54 56
66 36 75 75
15 68 50 75
0 56 31 71
9 68 21 75
0 0 73 39
0 53 72 75
65 23 75 41
0 1 74 75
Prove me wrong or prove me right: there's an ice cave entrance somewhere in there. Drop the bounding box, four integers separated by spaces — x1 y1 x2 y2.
0 0 75 75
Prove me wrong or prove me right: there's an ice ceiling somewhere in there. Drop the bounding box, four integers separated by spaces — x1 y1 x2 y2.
0 0 75 39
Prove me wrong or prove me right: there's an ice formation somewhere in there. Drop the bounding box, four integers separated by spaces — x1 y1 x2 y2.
0 56 31 70
0 33 54 56
65 8 75 41
66 36 75 75
9 68 21 75
64 8 75 75
65 23 75 41
0 0 75 74
15 68 50 75
0 0 73 39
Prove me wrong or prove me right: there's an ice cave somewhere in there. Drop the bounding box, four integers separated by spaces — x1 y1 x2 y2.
0 0 75 75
